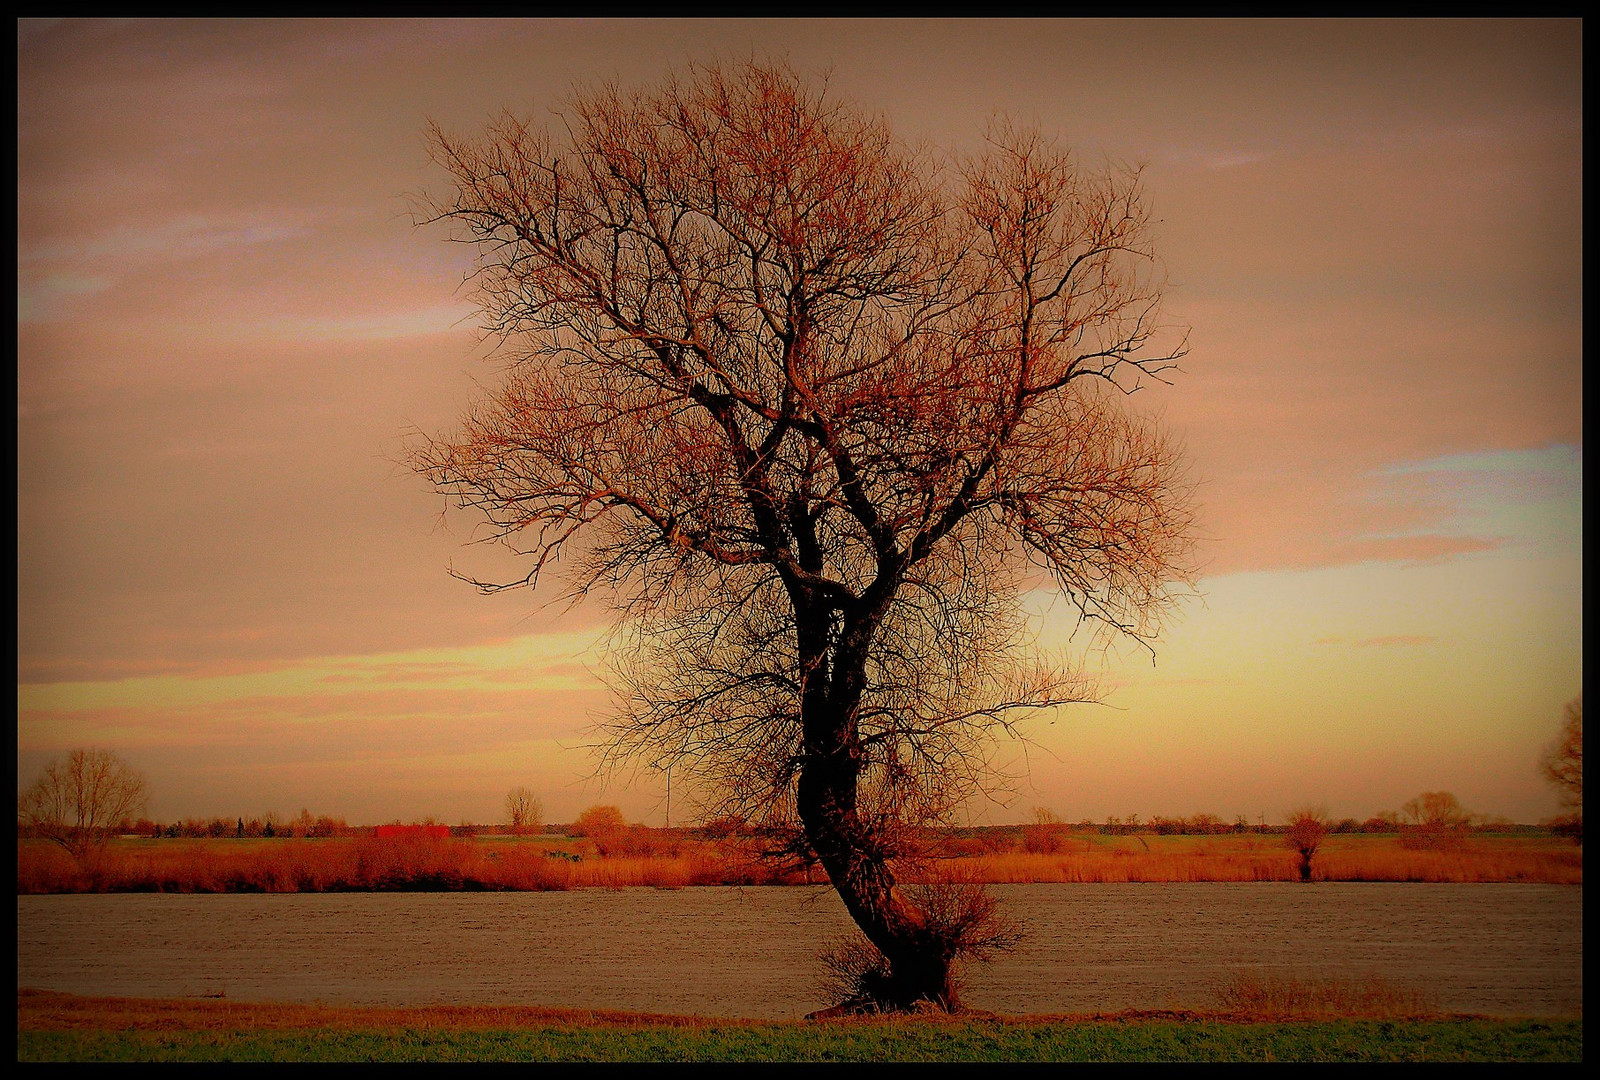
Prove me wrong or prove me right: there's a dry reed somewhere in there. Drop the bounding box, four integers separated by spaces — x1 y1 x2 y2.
15 835 808 894
1211 969 1440 1020
16 832 1580 894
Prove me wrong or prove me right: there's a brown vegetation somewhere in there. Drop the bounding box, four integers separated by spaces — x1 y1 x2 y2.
16 829 1579 894
1211 970 1439 1021
13 833 795 894
1283 807 1329 882
569 805 627 839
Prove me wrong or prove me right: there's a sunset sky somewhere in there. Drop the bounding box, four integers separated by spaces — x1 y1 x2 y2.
17 18 1582 828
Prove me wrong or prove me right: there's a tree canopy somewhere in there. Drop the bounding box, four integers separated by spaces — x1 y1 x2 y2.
413 57 1194 1011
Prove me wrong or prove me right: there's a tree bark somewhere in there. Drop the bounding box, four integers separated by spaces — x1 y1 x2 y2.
794 618 959 1012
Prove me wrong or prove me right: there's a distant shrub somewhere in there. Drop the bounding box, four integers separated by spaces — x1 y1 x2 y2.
1021 826 1067 854
569 805 627 838
1547 815 1582 845
699 815 747 841
936 834 990 858
1021 808 1068 854
1283 808 1329 882
1398 824 1468 851
593 825 680 858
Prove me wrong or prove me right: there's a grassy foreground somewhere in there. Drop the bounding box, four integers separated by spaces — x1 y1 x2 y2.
16 991 1582 1063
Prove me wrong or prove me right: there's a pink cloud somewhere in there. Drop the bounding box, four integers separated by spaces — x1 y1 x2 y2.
1325 535 1505 568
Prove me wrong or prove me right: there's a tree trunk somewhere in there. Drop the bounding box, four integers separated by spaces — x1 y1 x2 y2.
794 634 958 1012
797 759 958 1012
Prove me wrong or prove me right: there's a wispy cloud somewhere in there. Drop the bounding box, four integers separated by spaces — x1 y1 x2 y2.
1313 635 1437 648
18 632 608 713
1383 444 1582 490
20 212 315 267
1329 534 1505 567
1158 146 1271 171
1354 444 1582 561
17 211 321 324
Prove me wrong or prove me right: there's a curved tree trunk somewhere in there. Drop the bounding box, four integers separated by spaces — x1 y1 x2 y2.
797 752 957 1011
794 617 959 1013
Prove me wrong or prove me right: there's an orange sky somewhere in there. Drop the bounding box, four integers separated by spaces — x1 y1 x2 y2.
17 19 1582 826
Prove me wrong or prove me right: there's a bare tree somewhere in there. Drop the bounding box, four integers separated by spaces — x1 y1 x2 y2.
1542 694 1581 843
1283 807 1328 882
412 57 1193 1012
1399 791 1470 829
1397 790 1473 851
505 786 544 834
17 748 149 863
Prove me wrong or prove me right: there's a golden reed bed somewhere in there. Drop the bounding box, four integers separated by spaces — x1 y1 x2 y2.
15 832 1581 893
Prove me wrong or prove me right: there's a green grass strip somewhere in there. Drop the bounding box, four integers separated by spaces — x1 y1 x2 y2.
18 1019 1582 1063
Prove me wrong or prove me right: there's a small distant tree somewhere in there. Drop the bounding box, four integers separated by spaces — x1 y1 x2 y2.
16 748 149 864
1541 694 1582 844
506 786 545 834
1400 791 1468 829
1283 807 1329 882
570 804 627 837
1397 791 1471 850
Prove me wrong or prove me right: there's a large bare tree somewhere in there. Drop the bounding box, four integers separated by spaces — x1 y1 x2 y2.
17 748 149 864
413 58 1194 1012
